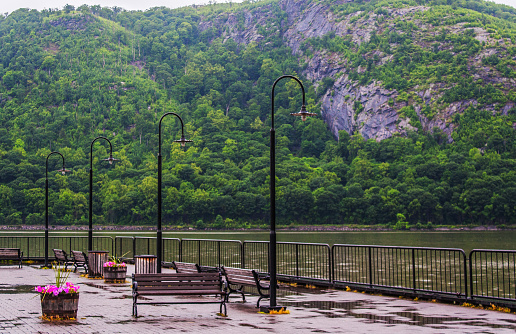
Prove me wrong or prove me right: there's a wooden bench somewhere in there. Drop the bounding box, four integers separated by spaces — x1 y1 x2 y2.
131 272 227 317
0 248 23 268
71 250 89 274
52 249 75 271
172 261 218 274
221 266 272 307
172 261 202 273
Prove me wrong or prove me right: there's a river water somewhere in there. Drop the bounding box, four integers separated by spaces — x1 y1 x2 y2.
3 230 515 254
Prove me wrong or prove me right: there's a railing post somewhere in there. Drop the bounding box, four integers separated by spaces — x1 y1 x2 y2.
198 240 201 265
241 241 245 269
469 251 474 300
295 244 299 277
329 245 332 284
132 237 136 260
218 241 221 267
179 239 183 262
368 247 373 288
412 248 416 293
463 250 468 299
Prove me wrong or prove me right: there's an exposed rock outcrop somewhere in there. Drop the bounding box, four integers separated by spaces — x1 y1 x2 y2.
198 0 515 142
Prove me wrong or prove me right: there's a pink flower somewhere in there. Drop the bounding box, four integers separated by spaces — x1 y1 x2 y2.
35 282 79 296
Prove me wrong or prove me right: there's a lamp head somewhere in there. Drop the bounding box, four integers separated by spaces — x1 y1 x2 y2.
103 155 118 165
290 104 317 121
57 168 71 175
174 135 193 147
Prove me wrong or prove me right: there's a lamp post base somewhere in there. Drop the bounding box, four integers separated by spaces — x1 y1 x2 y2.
259 305 288 313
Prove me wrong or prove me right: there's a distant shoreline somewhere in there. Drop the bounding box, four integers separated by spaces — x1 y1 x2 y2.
0 225 508 232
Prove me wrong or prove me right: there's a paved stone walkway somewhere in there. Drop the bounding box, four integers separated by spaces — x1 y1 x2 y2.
0 265 515 333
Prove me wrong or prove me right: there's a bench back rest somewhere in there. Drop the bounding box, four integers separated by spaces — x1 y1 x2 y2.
221 266 256 286
172 261 200 274
53 249 68 261
71 251 87 262
0 248 21 258
133 273 223 292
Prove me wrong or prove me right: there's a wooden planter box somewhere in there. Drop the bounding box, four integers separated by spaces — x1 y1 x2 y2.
104 266 127 283
40 293 79 320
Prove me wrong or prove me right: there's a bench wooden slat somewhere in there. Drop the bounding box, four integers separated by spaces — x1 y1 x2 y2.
172 261 200 273
135 272 220 277
138 283 221 288
138 285 220 289
138 290 224 295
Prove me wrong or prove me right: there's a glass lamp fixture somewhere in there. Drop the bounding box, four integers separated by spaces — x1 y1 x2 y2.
174 135 193 147
290 105 317 121
57 168 72 175
103 155 118 164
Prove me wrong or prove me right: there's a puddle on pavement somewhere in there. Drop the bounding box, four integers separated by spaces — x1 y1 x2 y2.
0 285 35 294
283 300 516 330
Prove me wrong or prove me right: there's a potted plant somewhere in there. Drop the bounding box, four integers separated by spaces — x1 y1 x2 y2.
103 253 127 283
35 263 80 320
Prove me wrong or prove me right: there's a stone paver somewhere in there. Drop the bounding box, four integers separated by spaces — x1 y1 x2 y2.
0 265 515 333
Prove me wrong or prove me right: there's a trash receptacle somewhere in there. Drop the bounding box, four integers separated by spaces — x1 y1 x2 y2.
88 250 108 278
134 255 157 274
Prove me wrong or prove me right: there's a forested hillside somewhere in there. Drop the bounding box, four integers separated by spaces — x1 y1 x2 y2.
1 0 516 229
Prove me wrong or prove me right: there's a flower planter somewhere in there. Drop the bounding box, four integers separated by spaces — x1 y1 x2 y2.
103 266 127 283
40 293 79 320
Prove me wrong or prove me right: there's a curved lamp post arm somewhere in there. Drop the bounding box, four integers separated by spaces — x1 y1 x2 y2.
46 151 68 176
159 112 191 154
271 75 306 129
90 136 114 169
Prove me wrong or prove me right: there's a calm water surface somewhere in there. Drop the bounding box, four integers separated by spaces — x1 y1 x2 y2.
4 230 515 254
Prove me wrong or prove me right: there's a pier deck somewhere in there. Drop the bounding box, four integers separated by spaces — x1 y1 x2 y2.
0 264 514 333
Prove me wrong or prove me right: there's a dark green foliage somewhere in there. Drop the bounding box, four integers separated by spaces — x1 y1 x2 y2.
1 0 516 229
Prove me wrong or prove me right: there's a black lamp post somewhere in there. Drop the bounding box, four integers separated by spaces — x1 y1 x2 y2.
45 151 71 267
89 137 117 252
158 112 192 273
266 75 316 312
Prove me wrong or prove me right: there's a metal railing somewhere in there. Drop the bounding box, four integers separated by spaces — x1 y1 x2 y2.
332 244 468 298
163 238 181 263
469 249 516 303
3 235 516 306
0 236 113 259
243 241 331 283
181 239 243 268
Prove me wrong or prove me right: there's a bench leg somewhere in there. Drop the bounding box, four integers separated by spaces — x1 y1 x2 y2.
132 298 138 317
226 285 245 303
257 296 266 308
220 300 227 317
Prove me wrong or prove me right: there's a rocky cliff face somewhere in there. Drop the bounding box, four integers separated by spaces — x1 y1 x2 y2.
199 0 516 142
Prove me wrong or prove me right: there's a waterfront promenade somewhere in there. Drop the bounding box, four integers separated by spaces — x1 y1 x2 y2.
0 265 515 333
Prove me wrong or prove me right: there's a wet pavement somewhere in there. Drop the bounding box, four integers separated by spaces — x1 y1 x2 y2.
0 264 515 333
